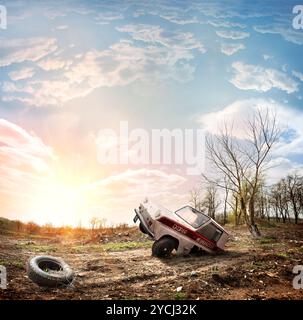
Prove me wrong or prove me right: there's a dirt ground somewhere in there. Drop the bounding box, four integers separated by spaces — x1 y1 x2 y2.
1 223 303 300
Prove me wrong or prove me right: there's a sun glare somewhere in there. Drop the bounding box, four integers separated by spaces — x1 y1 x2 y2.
30 173 89 227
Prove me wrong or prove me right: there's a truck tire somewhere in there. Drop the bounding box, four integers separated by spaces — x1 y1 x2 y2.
27 256 75 288
152 237 178 258
139 223 147 234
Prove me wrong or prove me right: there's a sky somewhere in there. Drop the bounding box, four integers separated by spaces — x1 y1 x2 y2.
0 0 303 227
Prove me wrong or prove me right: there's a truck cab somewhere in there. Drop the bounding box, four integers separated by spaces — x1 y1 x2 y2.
134 199 229 257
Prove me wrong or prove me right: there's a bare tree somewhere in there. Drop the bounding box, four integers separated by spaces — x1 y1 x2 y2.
90 217 98 234
189 187 203 211
204 108 280 237
26 222 39 234
286 174 301 224
222 176 230 225
201 183 220 219
97 218 107 230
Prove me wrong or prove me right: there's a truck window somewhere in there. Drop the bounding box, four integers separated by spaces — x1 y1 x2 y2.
175 206 210 228
198 223 222 242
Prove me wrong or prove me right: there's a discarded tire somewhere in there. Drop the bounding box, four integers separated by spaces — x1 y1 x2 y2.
27 256 75 288
152 237 178 258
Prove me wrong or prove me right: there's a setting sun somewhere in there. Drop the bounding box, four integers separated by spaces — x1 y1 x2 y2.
28 170 90 227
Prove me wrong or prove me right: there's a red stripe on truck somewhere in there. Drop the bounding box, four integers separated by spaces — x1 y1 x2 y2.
157 216 217 250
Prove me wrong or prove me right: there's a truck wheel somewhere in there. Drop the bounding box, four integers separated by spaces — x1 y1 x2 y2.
139 223 147 234
27 256 75 288
152 237 178 258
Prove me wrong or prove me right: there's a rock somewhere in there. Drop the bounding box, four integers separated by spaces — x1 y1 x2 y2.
190 271 198 277
176 286 182 292
78 272 89 278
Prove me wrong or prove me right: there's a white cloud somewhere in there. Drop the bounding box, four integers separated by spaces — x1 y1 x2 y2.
2 40 198 107
0 119 54 218
56 25 68 30
37 58 71 71
266 157 303 184
216 30 249 40
207 20 246 29
221 43 245 55
116 24 206 53
262 54 272 61
0 119 53 162
230 61 299 94
254 24 303 45
198 98 269 138
89 168 186 197
0 37 57 67
193 1 270 19
95 11 124 25
133 5 199 25
197 98 303 183
292 70 303 82
8 67 35 81
84 168 188 225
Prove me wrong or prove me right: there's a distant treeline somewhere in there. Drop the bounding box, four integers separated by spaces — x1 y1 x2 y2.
0 217 131 236
190 173 303 226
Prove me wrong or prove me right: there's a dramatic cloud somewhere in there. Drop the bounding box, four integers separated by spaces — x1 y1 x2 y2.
0 37 58 67
89 168 186 197
198 98 303 182
133 4 199 25
254 24 303 45
216 30 249 40
0 119 53 171
2 40 198 107
95 11 124 25
116 24 206 53
230 61 299 94
8 67 35 81
206 20 246 29
0 119 55 221
84 168 188 224
37 58 72 71
220 43 245 55
266 157 303 184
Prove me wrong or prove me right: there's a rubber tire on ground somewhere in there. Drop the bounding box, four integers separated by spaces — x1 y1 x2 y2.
152 237 178 258
27 256 75 288
190 245 200 254
139 223 147 234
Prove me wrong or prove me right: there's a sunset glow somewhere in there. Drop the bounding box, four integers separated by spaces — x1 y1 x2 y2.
0 0 303 227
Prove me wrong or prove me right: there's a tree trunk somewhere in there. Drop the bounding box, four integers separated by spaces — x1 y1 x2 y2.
223 190 228 225
248 196 261 238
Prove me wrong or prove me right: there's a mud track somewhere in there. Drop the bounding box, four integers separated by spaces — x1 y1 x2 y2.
1 224 303 300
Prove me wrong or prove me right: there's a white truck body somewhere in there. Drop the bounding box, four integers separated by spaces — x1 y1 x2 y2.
134 199 229 255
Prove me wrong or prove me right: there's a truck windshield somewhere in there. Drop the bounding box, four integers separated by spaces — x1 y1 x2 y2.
175 206 210 228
